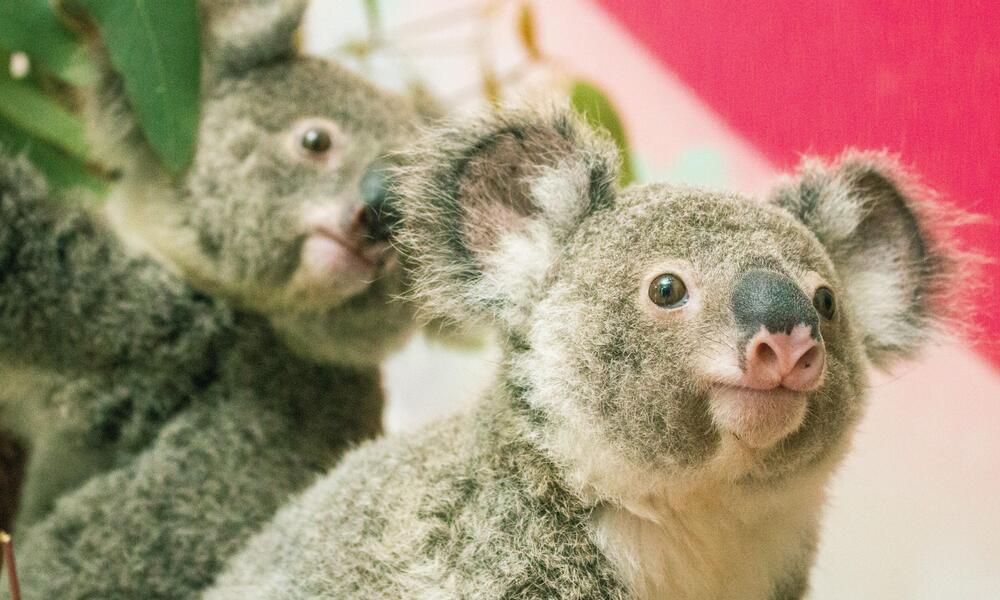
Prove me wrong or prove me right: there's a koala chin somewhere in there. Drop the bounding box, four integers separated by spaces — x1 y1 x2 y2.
204 105 961 600
0 0 423 597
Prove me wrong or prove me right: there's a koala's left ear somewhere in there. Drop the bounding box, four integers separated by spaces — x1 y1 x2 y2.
769 151 958 367
200 0 307 75
393 105 620 330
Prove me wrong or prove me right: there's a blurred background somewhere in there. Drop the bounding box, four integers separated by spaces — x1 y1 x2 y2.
301 1 1000 598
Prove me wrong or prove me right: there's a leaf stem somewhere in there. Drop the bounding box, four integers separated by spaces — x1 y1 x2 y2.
1 531 21 600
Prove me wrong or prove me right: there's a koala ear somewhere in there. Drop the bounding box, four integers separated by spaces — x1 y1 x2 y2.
769 151 959 367
200 0 306 75
394 106 620 329
78 0 306 171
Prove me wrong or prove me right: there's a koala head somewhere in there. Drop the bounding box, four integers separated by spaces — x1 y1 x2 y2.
86 0 419 364
395 107 957 494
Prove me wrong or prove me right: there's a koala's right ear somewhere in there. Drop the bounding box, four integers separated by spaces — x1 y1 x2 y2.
393 106 620 329
199 0 306 76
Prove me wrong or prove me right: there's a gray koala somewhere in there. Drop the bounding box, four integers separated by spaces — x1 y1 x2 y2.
205 105 958 600
0 0 420 597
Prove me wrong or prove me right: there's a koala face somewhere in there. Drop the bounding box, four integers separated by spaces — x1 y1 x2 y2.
181 57 415 313
397 108 953 486
94 0 418 357
534 186 865 481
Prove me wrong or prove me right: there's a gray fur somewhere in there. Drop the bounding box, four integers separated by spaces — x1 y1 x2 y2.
206 395 629 599
0 0 421 596
206 106 959 598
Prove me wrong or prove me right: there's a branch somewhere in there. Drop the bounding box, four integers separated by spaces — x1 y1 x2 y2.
0 530 21 600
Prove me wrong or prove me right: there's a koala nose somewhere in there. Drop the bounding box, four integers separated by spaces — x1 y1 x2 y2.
358 160 398 243
732 269 825 390
744 328 825 390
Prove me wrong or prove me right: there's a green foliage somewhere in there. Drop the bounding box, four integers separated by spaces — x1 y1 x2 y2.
0 0 204 191
0 72 88 160
0 0 96 85
569 80 635 186
79 0 201 175
0 2 105 194
0 115 106 193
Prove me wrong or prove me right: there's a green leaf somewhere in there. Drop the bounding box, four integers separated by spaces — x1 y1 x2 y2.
0 73 89 160
80 0 201 175
0 116 107 194
569 80 635 186
363 0 381 42
0 0 97 85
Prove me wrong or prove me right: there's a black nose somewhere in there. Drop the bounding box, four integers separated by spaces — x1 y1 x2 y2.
731 269 819 339
359 160 399 243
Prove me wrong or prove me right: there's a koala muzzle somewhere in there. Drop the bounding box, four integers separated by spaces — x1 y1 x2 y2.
732 269 825 391
359 160 400 243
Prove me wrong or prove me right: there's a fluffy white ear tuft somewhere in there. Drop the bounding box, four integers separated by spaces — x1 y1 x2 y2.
531 160 595 232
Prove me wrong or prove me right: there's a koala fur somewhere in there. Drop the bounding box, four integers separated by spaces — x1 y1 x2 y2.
0 0 421 597
207 104 955 600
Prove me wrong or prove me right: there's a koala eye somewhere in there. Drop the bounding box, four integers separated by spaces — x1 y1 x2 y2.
301 127 333 154
648 273 689 309
288 118 343 165
813 286 836 320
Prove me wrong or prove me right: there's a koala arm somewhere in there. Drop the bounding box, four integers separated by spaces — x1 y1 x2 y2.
0 150 227 373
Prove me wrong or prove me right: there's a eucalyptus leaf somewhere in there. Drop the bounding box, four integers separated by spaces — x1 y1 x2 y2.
570 80 635 185
80 0 200 175
0 0 96 85
0 73 89 160
0 116 107 194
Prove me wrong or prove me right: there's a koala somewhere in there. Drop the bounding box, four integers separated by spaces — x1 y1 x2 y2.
204 105 958 600
0 0 420 597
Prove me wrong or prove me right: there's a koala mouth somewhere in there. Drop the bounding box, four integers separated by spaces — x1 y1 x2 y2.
313 225 383 270
707 385 809 449
290 225 393 306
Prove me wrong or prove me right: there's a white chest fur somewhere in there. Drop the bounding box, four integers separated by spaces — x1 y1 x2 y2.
590 480 824 600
